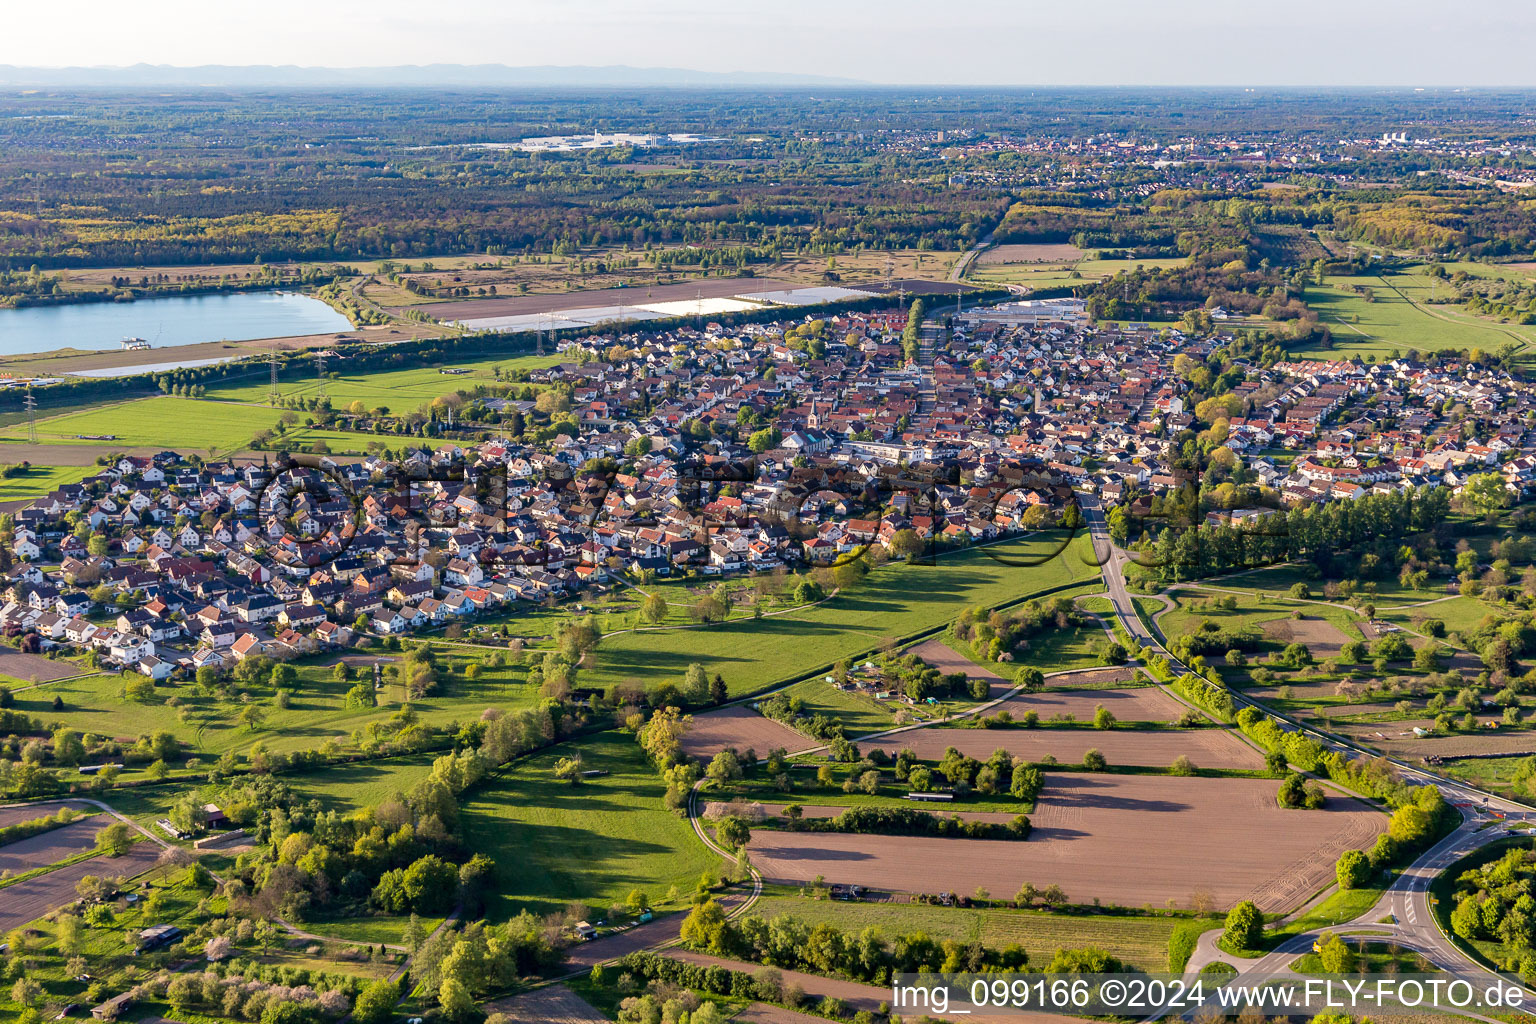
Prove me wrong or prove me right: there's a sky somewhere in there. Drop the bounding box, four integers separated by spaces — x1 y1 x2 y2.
6 0 1536 86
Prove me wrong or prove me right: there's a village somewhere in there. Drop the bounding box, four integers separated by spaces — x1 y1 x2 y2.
0 296 1527 685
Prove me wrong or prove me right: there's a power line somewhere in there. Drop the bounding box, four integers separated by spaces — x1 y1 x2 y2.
269 344 281 406
23 386 36 444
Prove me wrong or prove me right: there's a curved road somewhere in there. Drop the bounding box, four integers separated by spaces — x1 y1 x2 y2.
1075 494 1532 1007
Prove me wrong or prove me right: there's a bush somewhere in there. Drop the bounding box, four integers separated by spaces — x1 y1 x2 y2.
1222 900 1263 951
1335 849 1371 890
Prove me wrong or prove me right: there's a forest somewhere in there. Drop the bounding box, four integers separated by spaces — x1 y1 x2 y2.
5 89 1536 270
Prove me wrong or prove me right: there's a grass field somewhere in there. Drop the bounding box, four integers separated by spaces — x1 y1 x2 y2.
746 895 1188 972
966 254 1186 293
200 351 562 407
0 464 94 500
460 729 717 918
579 533 1102 697
0 396 282 454
1157 588 1365 646
282 752 442 812
1298 272 1536 359
14 649 539 763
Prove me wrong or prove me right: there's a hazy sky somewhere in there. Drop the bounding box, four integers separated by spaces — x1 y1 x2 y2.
8 0 1536 86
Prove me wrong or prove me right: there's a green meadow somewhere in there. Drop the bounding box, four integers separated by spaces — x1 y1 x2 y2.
579 532 1103 697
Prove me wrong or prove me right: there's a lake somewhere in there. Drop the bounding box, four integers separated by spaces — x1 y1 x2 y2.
0 291 353 357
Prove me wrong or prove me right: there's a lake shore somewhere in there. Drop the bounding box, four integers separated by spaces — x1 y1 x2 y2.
0 322 446 376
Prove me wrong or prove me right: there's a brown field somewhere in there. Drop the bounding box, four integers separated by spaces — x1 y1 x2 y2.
990 685 1186 724
0 801 92 829
387 276 788 319
0 648 84 683
481 984 607 1024
858 725 1264 770
747 773 1385 912
0 834 159 933
1262 616 1352 659
908 639 1010 696
1333 719 1535 760
1043 666 1143 689
977 243 1086 265
680 704 811 758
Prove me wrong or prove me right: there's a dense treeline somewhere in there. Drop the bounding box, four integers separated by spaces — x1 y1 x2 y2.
678 899 1030 981
1140 485 1452 584
779 804 1032 840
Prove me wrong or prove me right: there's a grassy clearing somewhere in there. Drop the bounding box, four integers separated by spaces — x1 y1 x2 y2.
580 533 1102 697
1158 588 1367 652
775 678 904 736
746 894 1189 972
282 753 442 813
0 464 94 500
460 729 716 919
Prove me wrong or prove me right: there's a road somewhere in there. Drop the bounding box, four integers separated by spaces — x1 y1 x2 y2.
1076 494 1531 1007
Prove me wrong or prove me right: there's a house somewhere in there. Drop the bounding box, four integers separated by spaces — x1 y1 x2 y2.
229 633 267 661
138 655 173 680
372 610 409 634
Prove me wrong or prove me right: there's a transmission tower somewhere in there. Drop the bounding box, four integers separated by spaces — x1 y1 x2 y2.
23 386 36 444
314 348 328 401
269 344 281 406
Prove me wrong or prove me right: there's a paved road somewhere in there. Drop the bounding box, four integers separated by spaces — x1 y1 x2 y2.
1076 494 1532 1011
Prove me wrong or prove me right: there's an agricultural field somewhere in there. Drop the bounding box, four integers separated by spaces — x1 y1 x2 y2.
459 729 717 918
966 249 1186 292
578 534 1103 697
746 895 1188 973
200 351 562 407
746 772 1385 913
679 704 814 759
0 396 283 455
857 724 1264 770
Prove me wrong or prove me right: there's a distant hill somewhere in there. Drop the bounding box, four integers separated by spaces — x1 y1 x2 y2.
0 63 865 88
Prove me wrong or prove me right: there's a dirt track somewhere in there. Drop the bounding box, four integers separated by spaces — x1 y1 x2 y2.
680 705 812 758
0 840 159 933
859 725 1264 769
746 773 1384 912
